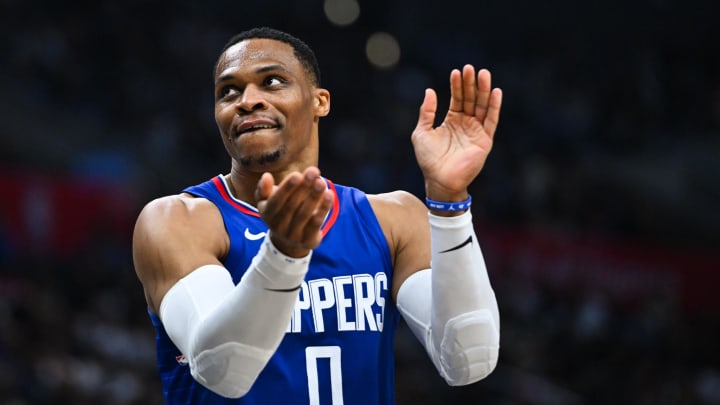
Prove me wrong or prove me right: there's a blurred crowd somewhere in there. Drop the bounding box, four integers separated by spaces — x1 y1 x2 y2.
1 0 718 403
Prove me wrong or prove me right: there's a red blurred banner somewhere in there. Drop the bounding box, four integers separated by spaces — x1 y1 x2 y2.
481 226 719 315
0 172 138 256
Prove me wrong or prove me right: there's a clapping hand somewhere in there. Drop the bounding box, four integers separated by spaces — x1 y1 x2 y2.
411 65 502 201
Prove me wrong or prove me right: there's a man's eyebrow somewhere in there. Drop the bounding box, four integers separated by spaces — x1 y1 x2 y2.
256 64 289 75
215 65 290 85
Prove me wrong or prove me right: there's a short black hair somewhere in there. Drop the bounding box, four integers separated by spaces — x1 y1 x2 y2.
217 27 321 86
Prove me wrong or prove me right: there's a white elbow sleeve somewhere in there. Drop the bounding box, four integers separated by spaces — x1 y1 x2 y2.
440 310 499 385
397 211 500 386
159 235 311 398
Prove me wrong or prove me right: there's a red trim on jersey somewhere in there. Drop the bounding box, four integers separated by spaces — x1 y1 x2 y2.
211 175 341 236
322 179 340 237
211 176 261 217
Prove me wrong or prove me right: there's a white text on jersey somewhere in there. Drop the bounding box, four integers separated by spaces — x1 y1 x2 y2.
287 273 388 334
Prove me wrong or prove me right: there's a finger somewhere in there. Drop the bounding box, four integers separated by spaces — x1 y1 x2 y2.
255 172 276 201
265 167 322 237
483 88 503 139
462 65 477 116
447 68 463 113
259 171 303 220
474 69 492 122
414 88 437 132
285 175 329 241
303 189 334 245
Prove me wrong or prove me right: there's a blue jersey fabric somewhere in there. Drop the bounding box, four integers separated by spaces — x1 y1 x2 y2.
147 175 399 405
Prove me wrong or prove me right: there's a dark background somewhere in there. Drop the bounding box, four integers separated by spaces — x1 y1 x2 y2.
1 0 719 404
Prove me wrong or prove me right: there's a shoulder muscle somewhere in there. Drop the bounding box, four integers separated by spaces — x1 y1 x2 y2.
132 194 228 312
368 191 430 301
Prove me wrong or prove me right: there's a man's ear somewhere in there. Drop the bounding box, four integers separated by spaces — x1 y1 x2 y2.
314 88 330 117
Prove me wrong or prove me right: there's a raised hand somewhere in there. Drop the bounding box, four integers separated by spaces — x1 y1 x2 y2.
255 167 334 257
411 65 502 201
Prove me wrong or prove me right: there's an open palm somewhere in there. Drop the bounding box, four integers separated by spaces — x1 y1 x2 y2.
411 66 502 199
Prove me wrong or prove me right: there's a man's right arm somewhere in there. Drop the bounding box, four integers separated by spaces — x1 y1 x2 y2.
132 174 331 398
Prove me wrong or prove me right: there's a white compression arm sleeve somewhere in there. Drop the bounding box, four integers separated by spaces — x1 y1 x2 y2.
397 211 500 386
159 234 310 398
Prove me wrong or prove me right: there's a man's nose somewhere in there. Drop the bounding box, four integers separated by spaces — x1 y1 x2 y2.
236 85 267 112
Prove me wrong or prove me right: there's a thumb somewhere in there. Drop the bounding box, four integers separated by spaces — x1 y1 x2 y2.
414 88 437 132
255 172 276 201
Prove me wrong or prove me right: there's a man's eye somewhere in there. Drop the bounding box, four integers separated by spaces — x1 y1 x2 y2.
219 86 239 98
265 76 284 87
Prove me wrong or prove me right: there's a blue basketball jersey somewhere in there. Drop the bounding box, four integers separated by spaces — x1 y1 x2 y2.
147 175 399 405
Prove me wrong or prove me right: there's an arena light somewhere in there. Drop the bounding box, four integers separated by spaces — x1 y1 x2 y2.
365 32 400 69
323 0 360 26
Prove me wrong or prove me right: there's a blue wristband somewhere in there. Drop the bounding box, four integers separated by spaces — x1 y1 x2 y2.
425 195 472 211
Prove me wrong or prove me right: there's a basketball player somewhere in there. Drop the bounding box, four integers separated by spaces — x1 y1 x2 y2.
132 27 502 404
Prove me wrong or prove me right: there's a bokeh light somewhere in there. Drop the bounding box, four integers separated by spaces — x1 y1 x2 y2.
365 32 401 69
323 0 360 26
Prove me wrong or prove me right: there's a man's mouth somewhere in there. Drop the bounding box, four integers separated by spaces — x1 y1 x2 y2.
234 119 279 137
238 124 276 135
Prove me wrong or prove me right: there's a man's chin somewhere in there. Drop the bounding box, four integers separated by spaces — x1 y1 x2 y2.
238 147 286 168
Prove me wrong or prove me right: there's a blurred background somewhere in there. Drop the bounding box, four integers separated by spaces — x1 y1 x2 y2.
1 0 718 403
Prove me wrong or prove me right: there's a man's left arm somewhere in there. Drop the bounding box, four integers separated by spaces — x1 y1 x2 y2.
397 209 499 385
396 64 503 385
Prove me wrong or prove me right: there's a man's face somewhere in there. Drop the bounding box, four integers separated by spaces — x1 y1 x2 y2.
214 38 328 172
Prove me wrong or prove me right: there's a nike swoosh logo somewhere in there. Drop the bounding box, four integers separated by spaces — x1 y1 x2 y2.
264 285 302 293
439 236 472 253
244 228 267 241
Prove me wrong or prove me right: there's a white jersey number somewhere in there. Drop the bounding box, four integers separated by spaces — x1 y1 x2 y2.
305 346 343 405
